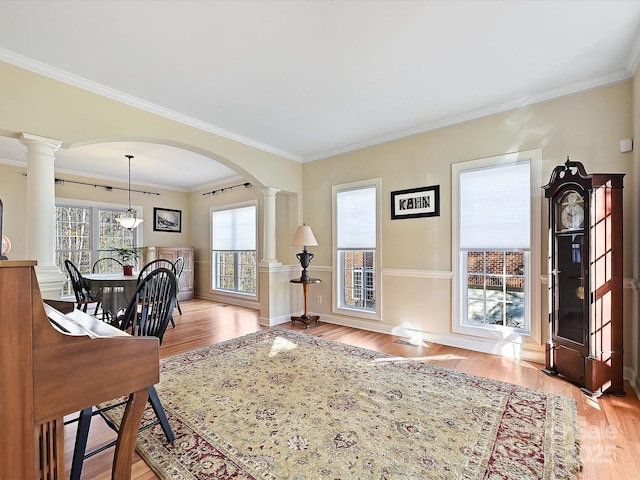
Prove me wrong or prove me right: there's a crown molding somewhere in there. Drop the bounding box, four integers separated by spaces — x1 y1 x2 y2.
0 48 302 163
305 70 632 162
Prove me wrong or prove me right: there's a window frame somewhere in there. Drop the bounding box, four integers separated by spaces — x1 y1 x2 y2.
55 198 143 293
210 201 258 298
451 150 541 344
332 178 381 320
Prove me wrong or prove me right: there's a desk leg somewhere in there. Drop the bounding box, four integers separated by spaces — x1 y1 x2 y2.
291 283 319 328
111 387 148 480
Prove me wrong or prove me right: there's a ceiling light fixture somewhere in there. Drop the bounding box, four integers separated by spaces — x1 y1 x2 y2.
115 154 144 229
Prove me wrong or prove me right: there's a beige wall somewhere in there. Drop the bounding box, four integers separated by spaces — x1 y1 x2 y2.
305 83 633 272
303 81 636 366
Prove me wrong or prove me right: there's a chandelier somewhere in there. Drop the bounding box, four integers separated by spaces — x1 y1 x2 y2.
115 154 144 229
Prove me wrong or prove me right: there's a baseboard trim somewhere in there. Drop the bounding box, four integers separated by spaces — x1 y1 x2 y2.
311 312 545 363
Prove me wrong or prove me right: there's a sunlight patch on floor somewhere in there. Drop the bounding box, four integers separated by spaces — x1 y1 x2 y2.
518 361 540 370
372 353 467 364
269 336 298 356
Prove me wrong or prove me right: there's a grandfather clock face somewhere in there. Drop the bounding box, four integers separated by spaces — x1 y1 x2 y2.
556 191 584 232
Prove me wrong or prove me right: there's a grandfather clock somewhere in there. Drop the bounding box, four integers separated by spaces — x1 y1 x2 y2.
542 157 624 396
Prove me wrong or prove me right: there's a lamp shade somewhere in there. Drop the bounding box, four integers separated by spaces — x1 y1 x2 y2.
115 214 143 229
291 225 318 247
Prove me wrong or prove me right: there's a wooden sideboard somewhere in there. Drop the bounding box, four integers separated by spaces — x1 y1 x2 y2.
146 246 194 300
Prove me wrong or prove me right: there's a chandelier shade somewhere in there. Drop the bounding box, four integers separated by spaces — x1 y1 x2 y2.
115 216 143 229
115 154 144 229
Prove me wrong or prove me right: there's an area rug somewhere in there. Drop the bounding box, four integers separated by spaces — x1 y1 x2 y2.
106 329 581 479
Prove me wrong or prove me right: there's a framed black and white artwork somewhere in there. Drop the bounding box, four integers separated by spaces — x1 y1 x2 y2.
391 185 440 220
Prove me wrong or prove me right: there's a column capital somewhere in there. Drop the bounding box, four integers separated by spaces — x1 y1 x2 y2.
20 133 62 152
260 187 281 197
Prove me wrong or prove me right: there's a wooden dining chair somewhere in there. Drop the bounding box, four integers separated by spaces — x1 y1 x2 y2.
63 259 100 316
91 256 123 273
173 256 185 315
69 267 178 480
137 258 176 283
90 257 125 320
137 258 178 327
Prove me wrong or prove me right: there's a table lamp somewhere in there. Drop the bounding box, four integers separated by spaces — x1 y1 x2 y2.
291 224 318 281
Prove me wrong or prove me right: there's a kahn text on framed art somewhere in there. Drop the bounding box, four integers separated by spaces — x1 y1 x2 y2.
391 185 440 219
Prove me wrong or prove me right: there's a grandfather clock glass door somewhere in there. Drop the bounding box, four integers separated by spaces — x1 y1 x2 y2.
553 190 587 350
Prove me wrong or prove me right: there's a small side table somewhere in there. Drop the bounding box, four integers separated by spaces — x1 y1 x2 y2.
290 278 321 328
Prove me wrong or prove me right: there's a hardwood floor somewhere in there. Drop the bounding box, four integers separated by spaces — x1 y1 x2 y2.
65 298 640 479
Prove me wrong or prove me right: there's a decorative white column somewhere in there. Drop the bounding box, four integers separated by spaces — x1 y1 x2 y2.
260 187 281 264
20 133 65 300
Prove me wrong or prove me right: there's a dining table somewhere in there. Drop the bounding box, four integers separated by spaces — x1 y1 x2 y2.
83 272 139 319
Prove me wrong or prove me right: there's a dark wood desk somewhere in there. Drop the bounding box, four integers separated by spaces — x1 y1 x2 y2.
290 278 321 328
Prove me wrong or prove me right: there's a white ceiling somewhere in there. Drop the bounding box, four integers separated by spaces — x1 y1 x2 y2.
0 0 639 190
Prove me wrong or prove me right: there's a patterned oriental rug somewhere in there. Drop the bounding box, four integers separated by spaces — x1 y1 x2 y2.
107 329 581 479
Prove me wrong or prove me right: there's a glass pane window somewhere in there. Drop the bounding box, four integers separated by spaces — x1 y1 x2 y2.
214 250 257 294
55 206 92 282
55 204 137 294
464 250 526 329
211 204 257 296
454 153 537 337
339 250 376 311
334 181 378 315
98 209 135 253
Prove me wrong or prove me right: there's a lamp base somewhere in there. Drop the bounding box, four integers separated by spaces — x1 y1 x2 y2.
299 268 311 282
296 250 314 282
291 314 320 329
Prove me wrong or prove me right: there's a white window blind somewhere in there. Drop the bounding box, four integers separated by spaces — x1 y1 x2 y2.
337 186 376 249
460 161 530 250
212 205 256 250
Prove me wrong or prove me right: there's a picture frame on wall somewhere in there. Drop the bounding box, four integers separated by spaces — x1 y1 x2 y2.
153 207 182 232
391 185 440 219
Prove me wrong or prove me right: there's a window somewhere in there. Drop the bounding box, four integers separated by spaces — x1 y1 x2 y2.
452 151 541 340
55 203 138 294
333 179 380 318
343 252 375 307
211 204 257 295
465 250 526 328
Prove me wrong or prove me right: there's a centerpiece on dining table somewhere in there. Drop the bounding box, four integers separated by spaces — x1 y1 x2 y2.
110 246 145 275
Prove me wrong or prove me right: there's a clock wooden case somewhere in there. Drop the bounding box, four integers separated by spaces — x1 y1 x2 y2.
542 158 624 396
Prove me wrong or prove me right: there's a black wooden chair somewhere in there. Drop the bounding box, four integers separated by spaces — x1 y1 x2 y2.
137 258 176 283
90 257 125 320
91 257 123 273
138 258 178 327
69 267 178 480
173 256 185 315
64 259 100 316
